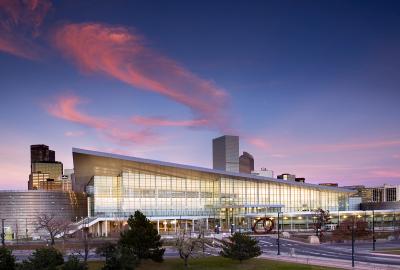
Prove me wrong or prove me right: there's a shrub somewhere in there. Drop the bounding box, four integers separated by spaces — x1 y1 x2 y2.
62 255 88 270
19 247 64 270
0 247 16 270
96 243 138 270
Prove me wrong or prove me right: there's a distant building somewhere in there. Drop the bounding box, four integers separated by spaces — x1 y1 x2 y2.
277 173 296 181
348 197 362 211
344 184 400 211
295 178 305 183
239 151 254 174
369 184 399 202
212 135 239 172
61 169 74 191
31 162 63 181
342 185 372 202
30 144 55 163
28 144 63 190
251 168 274 178
319 183 338 187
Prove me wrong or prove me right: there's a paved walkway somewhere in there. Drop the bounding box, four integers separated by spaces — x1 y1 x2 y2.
260 252 400 270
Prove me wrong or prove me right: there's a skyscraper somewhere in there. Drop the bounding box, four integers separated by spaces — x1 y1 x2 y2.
212 135 239 172
28 144 63 190
239 151 254 173
30 144 55 163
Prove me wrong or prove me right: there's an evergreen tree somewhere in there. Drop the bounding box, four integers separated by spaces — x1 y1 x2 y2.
96 243 138 270
62 255 88 270
119 210 165 262
19 247 64 270
220 232 261 263
0 247 16 270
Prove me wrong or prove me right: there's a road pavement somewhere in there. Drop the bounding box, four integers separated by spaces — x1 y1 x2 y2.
257 236 400 267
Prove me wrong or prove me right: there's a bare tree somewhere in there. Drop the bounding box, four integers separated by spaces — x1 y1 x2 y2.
312 208 331 239
35 213 71 245
175 230 205 269
81 224 90 261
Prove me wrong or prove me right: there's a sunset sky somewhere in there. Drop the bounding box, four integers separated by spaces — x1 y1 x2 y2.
1 0 400 189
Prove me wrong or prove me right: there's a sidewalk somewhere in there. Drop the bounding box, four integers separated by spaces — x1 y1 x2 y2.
259 252 400 270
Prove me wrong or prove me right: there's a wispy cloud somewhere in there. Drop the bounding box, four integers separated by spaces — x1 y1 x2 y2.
46 94 158 145
368 169 400 179
247 137 269 150
47 95 107 129
132 116 208 128
0 0 51 59
52 23 230 131
64 130 85 137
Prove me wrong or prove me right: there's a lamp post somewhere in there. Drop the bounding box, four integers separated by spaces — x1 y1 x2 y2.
351 216 355 268
1 219 5 246
372 210 376 251
277 211 282 255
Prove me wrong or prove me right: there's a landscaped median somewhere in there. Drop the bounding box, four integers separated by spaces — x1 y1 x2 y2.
87 256 340 270
373 249 400 256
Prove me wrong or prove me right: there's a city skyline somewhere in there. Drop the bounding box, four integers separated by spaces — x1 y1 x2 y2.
1 0 400 189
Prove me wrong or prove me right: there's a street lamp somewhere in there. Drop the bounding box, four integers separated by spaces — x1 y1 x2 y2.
277 211 282 255
372 210 376 251
1 219 5 246
351 216 355 268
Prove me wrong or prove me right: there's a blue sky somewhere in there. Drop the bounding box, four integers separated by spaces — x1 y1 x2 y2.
1 0 400 189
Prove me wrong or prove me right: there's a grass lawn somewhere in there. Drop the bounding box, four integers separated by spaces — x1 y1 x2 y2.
88 256 339 270
374 249 400 255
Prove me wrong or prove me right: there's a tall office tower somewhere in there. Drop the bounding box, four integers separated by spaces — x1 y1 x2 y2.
212 135 239 172
29 144 63 190
30 144 55 163
239 151 254 174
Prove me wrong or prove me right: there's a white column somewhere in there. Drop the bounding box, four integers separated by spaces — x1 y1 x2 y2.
290 216 293 231
185 220 188 232
206 218 209 231
174 219 177 233
157 220 160 234
192 219 195 233
97 222 100 237
105 221 108 237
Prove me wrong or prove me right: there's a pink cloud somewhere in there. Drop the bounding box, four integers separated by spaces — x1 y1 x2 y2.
368 169 400 179
247 137 269 150
46 94 158 145
132 116 209 127
0 0 51 59
52 23 230 130
47 95 107 129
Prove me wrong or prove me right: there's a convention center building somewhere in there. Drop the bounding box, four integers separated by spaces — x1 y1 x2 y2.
72 146 353 235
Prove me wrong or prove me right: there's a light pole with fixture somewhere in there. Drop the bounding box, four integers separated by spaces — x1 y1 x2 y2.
1 219 5 246
277 211 282 255
372 210 375 251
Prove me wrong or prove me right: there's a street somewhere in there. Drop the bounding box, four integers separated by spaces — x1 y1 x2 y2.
257 236 400 266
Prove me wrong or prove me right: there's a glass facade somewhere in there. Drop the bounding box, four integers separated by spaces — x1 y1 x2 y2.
78 150 350 221
31 162 63 181
72 148 352 230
